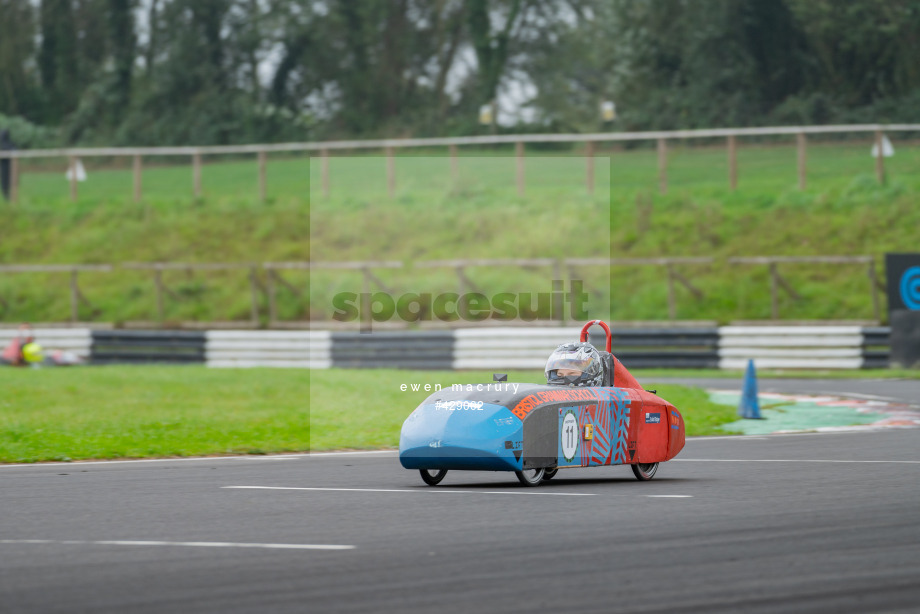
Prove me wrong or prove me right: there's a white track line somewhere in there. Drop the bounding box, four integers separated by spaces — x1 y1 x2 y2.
224 485 595 496
675 458 920 464
224 486 693 498
0 449 397 469
0 539 353 551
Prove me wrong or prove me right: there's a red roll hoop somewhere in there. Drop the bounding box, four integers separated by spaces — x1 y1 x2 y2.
579 319 612 353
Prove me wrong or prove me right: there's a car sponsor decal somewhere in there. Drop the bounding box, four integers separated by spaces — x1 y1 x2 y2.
560 410 579 462
645 412 661 424
511 388 599 419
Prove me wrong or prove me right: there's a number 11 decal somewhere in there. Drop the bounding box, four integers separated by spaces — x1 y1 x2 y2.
561 410 579 462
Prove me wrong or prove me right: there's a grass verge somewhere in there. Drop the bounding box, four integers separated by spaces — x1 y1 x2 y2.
3 145 920 324
0 366 737 463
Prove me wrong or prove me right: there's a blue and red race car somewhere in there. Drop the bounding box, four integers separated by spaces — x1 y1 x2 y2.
399 320 685 486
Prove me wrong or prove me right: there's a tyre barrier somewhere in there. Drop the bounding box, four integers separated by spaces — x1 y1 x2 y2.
2 326 892 369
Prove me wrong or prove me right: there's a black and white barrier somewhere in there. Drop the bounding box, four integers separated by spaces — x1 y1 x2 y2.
205 331 331 368
2 326 893 369
718 326 865 370
206 326 884 370
454 327 719 370
91 330 206 364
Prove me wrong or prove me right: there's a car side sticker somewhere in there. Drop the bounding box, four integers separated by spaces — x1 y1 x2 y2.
560 410 579 462
512 388 599 419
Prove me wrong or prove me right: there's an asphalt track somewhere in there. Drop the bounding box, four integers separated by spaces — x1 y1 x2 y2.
2 382 919 613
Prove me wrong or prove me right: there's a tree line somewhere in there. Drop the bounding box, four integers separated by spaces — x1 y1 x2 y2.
1 0 918 147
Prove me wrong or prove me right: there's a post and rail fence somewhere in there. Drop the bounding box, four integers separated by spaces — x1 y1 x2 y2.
0 256 886 328
2 124 919 203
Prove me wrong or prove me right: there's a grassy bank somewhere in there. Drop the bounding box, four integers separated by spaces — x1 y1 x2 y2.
2 142 918 324
0 366 736 463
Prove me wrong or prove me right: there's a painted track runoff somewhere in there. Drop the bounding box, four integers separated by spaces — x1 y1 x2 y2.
2 427 920 613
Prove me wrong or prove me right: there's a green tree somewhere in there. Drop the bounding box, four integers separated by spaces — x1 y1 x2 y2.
39 0 81 122
0 0 41 120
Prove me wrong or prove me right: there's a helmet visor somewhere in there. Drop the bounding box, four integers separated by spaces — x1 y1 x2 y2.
545 352 593 376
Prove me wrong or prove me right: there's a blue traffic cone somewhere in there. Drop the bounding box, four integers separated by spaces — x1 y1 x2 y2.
738 359 762 419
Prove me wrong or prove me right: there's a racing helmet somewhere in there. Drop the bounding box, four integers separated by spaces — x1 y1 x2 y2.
545 342 604 387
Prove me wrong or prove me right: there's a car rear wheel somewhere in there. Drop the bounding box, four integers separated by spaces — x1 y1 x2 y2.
420 469 447 486
631 462 658 481
542 466 558 481
515 468 545 487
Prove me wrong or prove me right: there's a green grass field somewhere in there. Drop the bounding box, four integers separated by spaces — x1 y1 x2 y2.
2 139 918 324
0 366 738 463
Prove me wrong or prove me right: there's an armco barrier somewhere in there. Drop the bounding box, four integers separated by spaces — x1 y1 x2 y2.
453 327 719 370
90 330 205 364
861 327 891 369
2 326 892 369
717 326 869 370
205 330 331 368
331 331 454 370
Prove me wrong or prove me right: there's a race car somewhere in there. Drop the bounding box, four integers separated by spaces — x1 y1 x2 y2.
399 320 685 486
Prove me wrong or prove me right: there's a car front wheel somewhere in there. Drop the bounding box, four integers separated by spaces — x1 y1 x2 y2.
420 469 447 485
515 468 545 487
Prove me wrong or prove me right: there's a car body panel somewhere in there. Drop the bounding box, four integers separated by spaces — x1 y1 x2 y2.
399 383 685 472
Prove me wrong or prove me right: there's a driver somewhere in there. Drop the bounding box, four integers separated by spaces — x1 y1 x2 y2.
1 323 34 367
545 342 604 387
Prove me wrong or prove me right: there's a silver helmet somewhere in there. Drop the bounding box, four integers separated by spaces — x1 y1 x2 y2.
544 342 604 387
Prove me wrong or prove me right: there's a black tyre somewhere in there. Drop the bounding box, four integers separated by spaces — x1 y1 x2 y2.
515 467 545 487
631 462 659 481
419 469 447 486
542 466 559 481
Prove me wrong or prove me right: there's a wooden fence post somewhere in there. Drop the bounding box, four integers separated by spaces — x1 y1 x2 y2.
449 144 459 181
70 269 80 322
133 154 142 202
249 266 260 325
769 262 779 320
666 263 677 320
585 141 595 195
258 150 267 203
797 133 807 190
875 130 886 184
867 259 881 323
657 138 668 194
154 268 165 322
321 148 330 198
267 270 277 324
515 141 525 196
69 157 78 202
10 158 18 204
193 152 202 198
727 135 738 191
386 146 395 197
